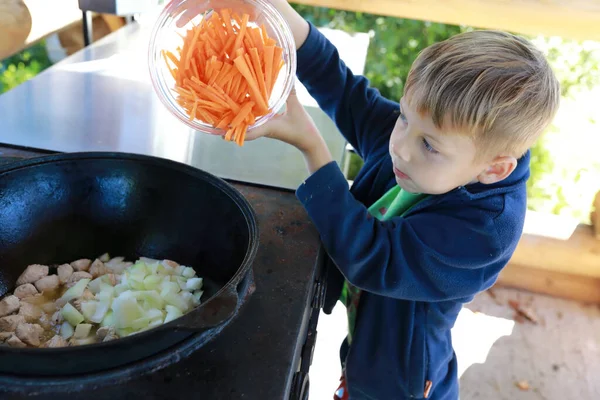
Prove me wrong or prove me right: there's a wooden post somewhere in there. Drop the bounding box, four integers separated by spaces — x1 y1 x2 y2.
290 0 600 42
0 0 32 60
592 191 600 240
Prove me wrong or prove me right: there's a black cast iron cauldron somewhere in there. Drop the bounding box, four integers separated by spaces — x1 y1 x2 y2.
0 152 259 376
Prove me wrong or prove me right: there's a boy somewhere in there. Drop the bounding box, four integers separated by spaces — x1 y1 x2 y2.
248 2 561 399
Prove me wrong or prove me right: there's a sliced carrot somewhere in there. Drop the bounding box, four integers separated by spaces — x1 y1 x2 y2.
230 73 243 96
220 9 234 36
271 46 284 93
216 111 235 129
210 14 227 47
164 50 180 68
263 46 275 97
184 24 203 70
237 80 249 103
190 101 198 121
231 13 249 57
230 101 255 128
222 34 236 57
260 25 269 42
164 11 286 145
232 12 243 28
250 28 264 53
249 48 268 103
233 55 268 114
244 54 258 85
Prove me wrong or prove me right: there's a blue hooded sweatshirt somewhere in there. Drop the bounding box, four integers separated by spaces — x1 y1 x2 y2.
294 23 529 399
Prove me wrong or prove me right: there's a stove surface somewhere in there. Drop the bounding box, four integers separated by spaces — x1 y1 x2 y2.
0 151 325 400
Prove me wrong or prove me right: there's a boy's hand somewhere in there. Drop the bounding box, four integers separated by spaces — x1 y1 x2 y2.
245 88 333 174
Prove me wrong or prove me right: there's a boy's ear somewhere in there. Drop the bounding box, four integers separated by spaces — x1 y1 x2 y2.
477 156 518 185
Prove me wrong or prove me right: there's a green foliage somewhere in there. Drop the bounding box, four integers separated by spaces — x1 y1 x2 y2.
0 41 53 94
292 5 465 101
525 37 600 222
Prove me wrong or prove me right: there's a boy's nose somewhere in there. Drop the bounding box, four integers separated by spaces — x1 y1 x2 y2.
393 140 411 162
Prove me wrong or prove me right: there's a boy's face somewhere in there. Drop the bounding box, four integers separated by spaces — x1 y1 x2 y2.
388 98 515 195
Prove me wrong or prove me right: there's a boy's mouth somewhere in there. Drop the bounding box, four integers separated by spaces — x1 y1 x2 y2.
393 166 410 180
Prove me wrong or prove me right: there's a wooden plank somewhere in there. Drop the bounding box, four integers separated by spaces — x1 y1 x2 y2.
510 220 600 279
291 0 600 41
1 0 82 59
592 191 600 240
497 263 600 304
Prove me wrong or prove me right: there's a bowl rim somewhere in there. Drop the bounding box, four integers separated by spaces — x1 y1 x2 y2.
147 0 298 135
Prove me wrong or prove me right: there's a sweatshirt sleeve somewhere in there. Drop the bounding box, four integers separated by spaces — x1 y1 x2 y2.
296 162 513 302
296 23 399 161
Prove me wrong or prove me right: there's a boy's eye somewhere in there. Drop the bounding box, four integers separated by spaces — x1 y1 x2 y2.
422 138 439 154
398 106 408 123
399 111 407 123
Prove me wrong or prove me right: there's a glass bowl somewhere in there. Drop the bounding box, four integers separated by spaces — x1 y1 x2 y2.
147 0 297 136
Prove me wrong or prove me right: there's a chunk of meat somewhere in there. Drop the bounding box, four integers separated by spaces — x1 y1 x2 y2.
66 271 93 287
20 293 45 305
163 259 179 268
103 331 119 342
71 259 92 272
6 334 26 348
96 326 119 342
89 259 110 278
82 289 95 301
0 315 25 332
51 311 63 325
96 326 114 340
15 323 43 347
34 275 60 293
72 299 82 313
57 264 74 284
18 302 42 322
105 274 118 286
16 264 49 286
0 295 20 317
0 332 12 342
41 335 68 348
14 284 38 299
99 253 110 263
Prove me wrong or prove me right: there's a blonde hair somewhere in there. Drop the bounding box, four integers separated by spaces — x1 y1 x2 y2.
404 30 560 159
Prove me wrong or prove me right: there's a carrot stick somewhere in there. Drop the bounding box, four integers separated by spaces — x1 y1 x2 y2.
263 45 274 97
237 80 249 103
184 25 203 70
229 73 243 97
249 48 268 104
233 55 268 113
164 50 180 68
231 13 249 56
232 13 243 28
230 101 255 128
271 47 284 93
236 124 248 146
196 107 217 125
165 9 283 145
222 34 236 58
220 9 234 36
250 28 264 53
210 13 227 47
190 101 198 121
215 65 238 89
216 111 235 129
